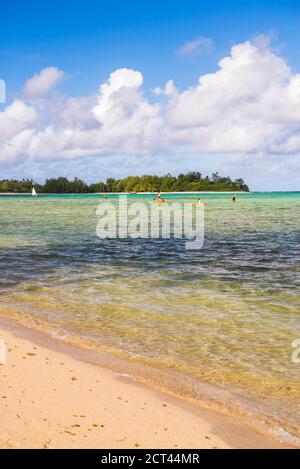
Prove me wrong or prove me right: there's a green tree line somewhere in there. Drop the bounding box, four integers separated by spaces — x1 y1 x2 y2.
0 172 249 193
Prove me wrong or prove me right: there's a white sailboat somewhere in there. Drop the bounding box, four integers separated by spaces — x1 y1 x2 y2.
32 187 37 197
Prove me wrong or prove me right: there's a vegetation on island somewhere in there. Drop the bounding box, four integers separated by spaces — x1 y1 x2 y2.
0 172 249 193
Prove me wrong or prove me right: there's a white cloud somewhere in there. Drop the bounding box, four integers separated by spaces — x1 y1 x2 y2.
23 66 65 99
167 41 300 153
0 100 37 143
178 36 214 57
91 68 163 154
2 40 300 169
153 80 177 98
93 68 143 122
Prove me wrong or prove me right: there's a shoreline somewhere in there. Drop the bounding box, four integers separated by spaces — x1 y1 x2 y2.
0 190 299 197
0 312 295 449
0 191 248 196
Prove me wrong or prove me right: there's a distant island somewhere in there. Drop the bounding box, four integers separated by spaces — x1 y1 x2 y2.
0 172 249 193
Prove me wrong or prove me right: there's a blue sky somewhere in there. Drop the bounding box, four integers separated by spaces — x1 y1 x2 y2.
2 0 300 95
1 0 300 189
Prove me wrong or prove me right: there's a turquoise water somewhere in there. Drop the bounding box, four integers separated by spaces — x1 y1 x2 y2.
0 192 299 441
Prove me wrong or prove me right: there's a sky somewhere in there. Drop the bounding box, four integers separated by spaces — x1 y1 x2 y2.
1 0 300 190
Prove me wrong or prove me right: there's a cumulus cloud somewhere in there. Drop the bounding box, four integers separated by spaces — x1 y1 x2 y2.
23 66 65 99
93 68 143 122
0 100 37 143
167 40 297 153
91 68 163 155
153 80 177 97
2 41 300 167
178 36 214 57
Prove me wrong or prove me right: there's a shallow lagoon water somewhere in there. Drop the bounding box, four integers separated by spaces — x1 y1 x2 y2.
0 192 299 441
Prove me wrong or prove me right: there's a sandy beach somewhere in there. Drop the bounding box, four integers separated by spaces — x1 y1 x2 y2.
0 316 292 449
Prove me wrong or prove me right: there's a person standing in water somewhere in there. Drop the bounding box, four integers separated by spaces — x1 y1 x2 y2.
197 198 207 206
232 196 236 202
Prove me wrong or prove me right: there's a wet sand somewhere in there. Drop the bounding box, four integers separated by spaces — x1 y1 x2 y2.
0 316 293 449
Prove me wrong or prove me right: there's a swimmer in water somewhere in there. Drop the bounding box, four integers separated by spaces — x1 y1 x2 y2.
150 194 167 205
197 198 207 206
232 196 236 202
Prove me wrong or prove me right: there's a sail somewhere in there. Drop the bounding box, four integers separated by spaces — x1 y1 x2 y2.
32 187 37 196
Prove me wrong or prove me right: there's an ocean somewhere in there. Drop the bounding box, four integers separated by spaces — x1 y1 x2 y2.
0 192 299 442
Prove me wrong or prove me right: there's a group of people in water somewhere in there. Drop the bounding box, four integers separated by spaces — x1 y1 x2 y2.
104 192 237 203
151 192 237 205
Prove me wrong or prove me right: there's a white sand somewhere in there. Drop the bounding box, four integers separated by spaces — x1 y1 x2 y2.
0 317 291 449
